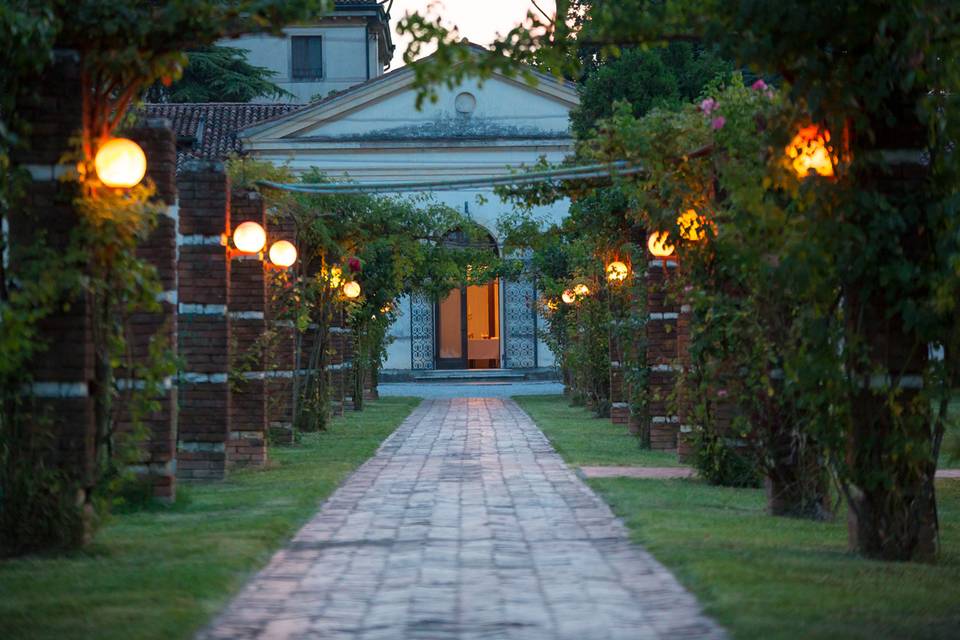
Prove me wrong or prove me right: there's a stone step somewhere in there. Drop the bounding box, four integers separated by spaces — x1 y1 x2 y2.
413 369 527 382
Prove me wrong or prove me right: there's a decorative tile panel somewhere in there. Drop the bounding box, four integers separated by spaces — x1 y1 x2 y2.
410 292 435 370
503 251 537 369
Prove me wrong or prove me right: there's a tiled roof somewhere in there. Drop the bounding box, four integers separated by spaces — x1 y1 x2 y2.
141 103 303 168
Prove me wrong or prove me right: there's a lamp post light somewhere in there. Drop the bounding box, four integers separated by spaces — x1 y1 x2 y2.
94 138 146 188
342 280 361 299
574 283 590 297
786 125 836 178
647 231 676 258
561 289 576 304
268 240 297 268
230 221 267 258
605 261 629 283
677 209 706 242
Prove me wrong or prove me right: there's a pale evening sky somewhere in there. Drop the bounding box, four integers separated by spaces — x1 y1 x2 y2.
385 0 556 69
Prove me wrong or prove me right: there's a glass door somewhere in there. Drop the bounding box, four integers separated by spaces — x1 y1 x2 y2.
435 287 467 369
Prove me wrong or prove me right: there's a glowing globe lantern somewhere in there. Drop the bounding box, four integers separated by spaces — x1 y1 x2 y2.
342 280 361 299
786 125 835 178
647 231 676 258
94 138 147 188
561 289 576 304
329 266 343 288
268 240 297 267
232 221 267 254
574 283 590 297
677 210 706 242
606 261 629 283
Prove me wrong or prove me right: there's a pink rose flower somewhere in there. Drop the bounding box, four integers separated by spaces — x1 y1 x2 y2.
348 257 361 273
717 389 729 398
711 116 726 130
699 98 717 114
751 79 768 91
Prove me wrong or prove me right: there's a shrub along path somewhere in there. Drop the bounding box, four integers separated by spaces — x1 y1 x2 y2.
513 394 960 640
199 398 724 639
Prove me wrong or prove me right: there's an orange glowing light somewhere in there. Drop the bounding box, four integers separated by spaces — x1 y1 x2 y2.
786 125 836 178
574 283 590 297
94 138 146 188
647 231 676 258
268 240 297 267
677 210 706 242
329 266 343 289
342 280 361 299
561 289 576 304
232 221 267 254
546 298 560 311
606 261 629 282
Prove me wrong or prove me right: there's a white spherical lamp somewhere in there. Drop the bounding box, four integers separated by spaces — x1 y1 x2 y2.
94 138 147 188
268 240 297 267
232 221 266 254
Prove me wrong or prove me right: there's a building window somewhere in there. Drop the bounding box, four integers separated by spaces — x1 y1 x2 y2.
291 36 323 80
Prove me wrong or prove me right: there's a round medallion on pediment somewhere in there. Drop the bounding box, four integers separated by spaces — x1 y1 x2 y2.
454 92 477 115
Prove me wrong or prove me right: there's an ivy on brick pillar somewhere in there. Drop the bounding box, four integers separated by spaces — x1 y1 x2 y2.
675 301 694 463
8 50 98 540
265 211 297 444
121 120 179 500
645 251 681 451
329 306 351 415
608 280 630 426
176 161 231 480
227 190 268 468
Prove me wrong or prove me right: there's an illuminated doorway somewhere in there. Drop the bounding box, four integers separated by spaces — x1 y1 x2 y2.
435 229 500 370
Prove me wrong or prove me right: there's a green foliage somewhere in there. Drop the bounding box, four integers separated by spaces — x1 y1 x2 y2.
403 0 960 557
156 46 292 103
571 43 732 139
0 0 332 554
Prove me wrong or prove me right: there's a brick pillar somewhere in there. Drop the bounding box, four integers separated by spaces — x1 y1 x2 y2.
9 50 98 517
176 161 231 480
120 121 179 500
227 190 268 467
609 286 630 425
265 212 297 444
329 306 350 415
646 252 681 450
676 301 695 463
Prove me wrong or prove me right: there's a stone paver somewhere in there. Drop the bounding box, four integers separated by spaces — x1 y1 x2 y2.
199 398 725 640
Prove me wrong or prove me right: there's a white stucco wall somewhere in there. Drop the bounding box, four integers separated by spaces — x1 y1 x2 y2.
243 71 576 372
224 24 381 104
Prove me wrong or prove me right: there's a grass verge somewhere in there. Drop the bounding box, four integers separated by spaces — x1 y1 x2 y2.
0 397 421 640
513 394 681 467
514 394 960 640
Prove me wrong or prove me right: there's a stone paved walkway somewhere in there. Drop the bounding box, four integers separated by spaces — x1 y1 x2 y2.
199 399 725 640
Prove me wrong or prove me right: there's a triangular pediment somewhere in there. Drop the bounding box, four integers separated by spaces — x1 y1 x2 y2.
240 52 579 145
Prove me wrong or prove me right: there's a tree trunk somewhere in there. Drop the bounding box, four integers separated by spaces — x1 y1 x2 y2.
844 100 939 560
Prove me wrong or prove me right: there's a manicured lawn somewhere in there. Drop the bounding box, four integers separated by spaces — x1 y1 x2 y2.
0 397 420 640
517 394 960 640
513 394 682 467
